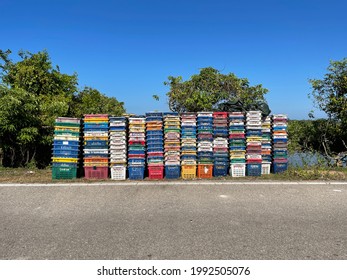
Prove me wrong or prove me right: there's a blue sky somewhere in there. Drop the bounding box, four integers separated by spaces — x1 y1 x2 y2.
1 0 346 119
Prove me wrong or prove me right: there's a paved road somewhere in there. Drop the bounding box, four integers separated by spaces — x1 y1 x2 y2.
0 181 346 260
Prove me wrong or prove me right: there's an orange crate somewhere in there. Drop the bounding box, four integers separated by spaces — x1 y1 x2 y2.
197 164 213 179
181 165 196 179
84 158 109 163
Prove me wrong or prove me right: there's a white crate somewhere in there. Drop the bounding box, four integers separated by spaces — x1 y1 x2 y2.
262 163 271 175
230 164 246 177
111 165 126 180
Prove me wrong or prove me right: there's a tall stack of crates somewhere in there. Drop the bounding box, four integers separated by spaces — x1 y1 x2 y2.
229 112 246 177
261 116 272 175
109 117 127 180
246 111 262 176
52 117 81 179
83 114 109 179
213 112 229 176
181 113 197 179
128 116 146 179
272 114 288 173
164 112 181 179
146 112 164 179
197 112 214 178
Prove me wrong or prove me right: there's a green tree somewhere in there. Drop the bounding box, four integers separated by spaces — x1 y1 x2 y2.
164 67 269 112
72 87 125 117
309 58 347 124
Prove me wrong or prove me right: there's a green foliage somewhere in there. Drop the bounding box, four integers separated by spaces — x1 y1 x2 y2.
309 58 347 125
165 67 268 112
72 87 125 117
0 49 126 167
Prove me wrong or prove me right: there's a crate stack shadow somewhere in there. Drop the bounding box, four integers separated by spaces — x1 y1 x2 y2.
164 112 181 179
52 117 81 179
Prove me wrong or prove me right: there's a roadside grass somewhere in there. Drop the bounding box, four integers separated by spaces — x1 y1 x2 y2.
0 165 346 183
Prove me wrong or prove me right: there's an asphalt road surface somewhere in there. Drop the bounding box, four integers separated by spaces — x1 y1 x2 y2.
0 181 346 260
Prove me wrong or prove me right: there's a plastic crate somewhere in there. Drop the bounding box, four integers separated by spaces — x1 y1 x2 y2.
165 165 180 179
181 165 196 179
262 163 271 175
246 163 262 176
230 163 246 177
110 165 126 180
128 166 145 180
197 164 213 179
273 162 288 173
148 166 164 180
213 164 229 177
52 166 77 180
84 166 109 179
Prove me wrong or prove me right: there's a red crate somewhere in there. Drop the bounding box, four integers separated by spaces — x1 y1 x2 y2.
84 166 109 179
197 164 213 179
213 112 228 118
84 114 109 118
148 166 164 180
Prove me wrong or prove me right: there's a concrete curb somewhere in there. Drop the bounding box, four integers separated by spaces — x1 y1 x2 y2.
0 181 347 187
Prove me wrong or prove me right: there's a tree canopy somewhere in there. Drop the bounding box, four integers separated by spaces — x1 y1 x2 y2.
0 49 125 167
164 67 269 113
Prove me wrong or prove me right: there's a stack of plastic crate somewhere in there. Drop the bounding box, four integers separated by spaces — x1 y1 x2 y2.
83 114 109 179
164 112 181 179
261 116 272 175
52 117 81 179
213 112 229 176
146 112 164 180
128 116 146 180
272 114 288 173
109 117 127 180
181 112 197 179
229 112 246 177
246 111 262 176
197 112 214 178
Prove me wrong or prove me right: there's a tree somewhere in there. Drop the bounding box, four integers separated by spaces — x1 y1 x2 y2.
72 87 125 117
164 67 269 113
309 58 347 124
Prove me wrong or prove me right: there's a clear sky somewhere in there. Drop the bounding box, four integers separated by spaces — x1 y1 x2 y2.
1 0 346 119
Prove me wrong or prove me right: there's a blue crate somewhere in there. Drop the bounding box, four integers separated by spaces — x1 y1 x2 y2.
163 112 179 116
84 140 108 146
109 126 126 131
84 123 108 129
128 151 146 155
213 164 229 177
109 116 127 121
54 140 79 146
52 162 78 168
53 144 79 151
246 164 262 176
128 158 145 164
83 153 108 158
146 139 164 145
52 150 79 157
146 131 164 136
84 128 108 132
145 112 163 117
165 165 181 179
272 139 288 143
128 166 145 180
273 162 288 173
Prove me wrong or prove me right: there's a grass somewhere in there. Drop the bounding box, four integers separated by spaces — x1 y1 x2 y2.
0 165 346 183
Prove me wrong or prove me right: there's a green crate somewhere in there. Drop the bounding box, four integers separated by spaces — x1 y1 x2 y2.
54 131 80 137
55 122 81 128
52 166 77 180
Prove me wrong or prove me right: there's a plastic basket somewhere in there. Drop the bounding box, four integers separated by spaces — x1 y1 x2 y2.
128 166 145 180
230 163 246 177
262 163 271 175
181 165 196 179
197 164 213 179
110 165 126 180
84 166 109 179
148 166 164 180
273 162 288 173
52 166 77 180
164 166 180 179
246 163 262 176
213 164 229 177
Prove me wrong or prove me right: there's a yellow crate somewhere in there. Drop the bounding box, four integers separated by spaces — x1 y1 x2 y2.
84 118 109 122
54 126 80 132
52 157 79 163
84 136 109 140
181 165 196 179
